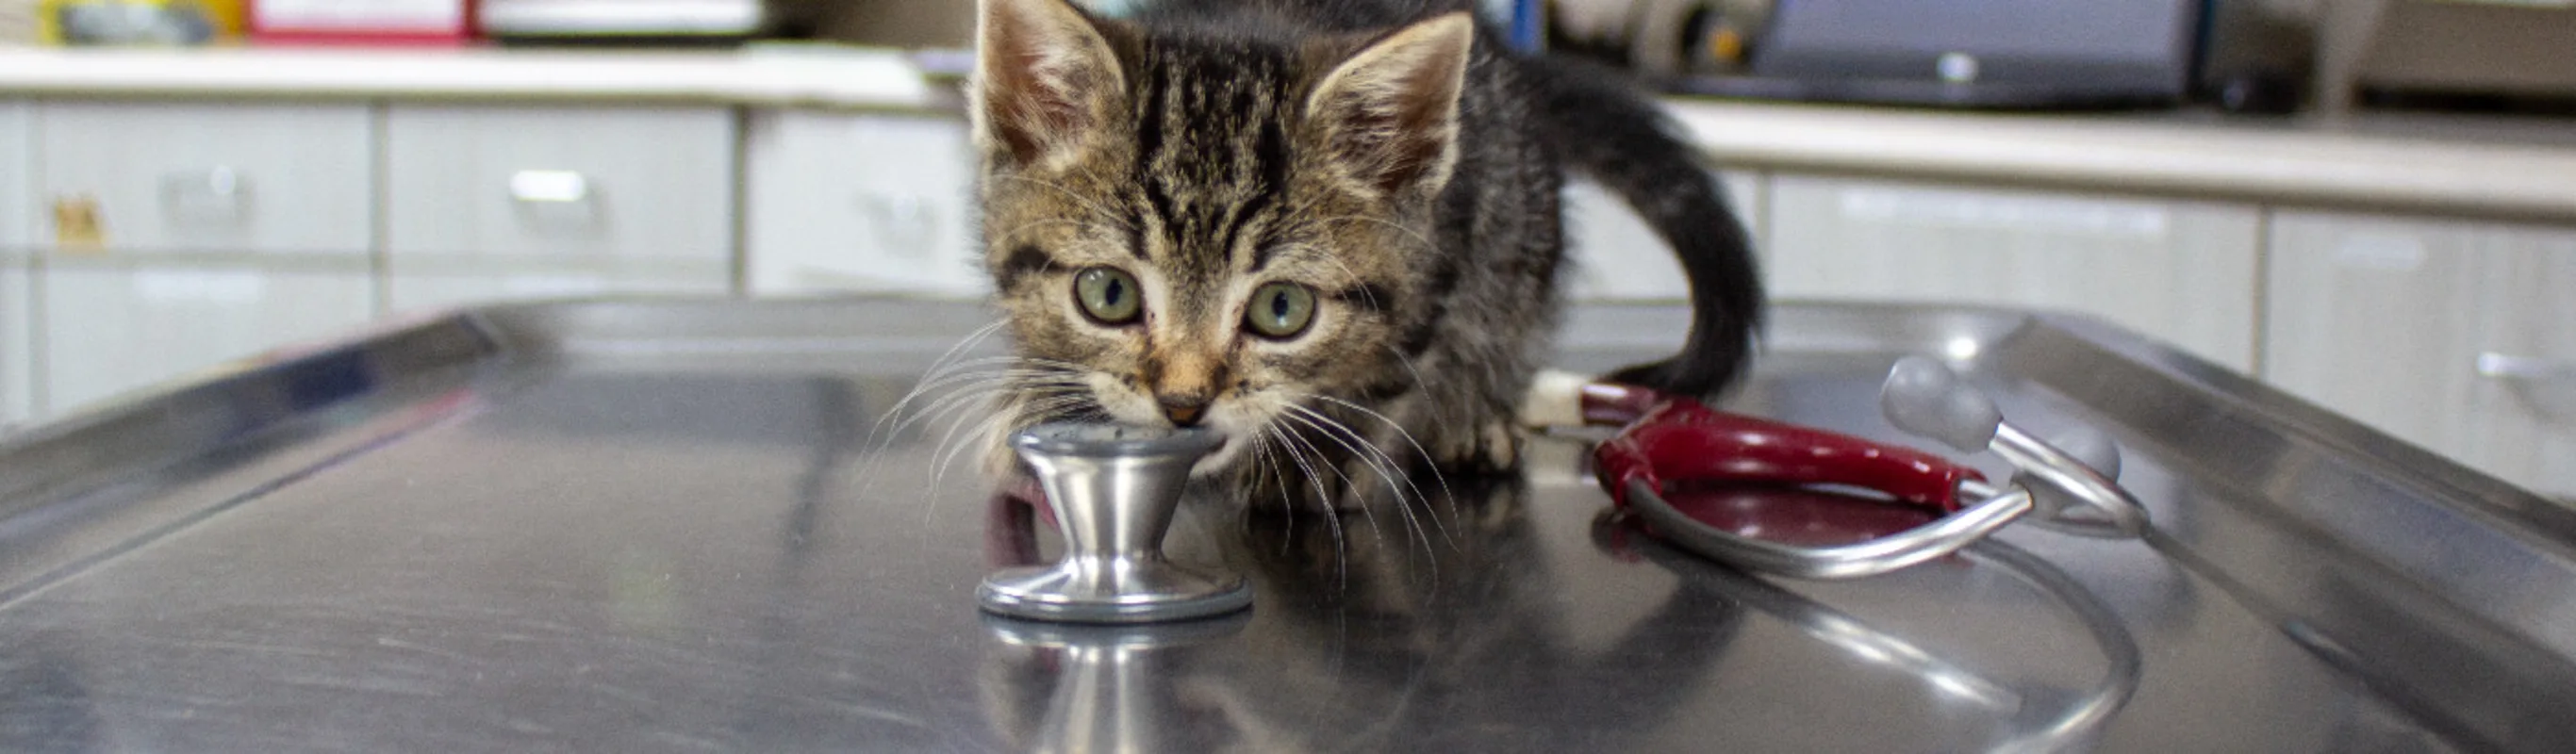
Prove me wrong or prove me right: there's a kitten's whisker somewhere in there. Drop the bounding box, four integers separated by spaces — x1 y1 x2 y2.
929 390 1084 476
1264 423 1348 591
1279 406 1448 559
869 320 1008 435
1242 433 1290 555
1279 404 1422 512
1275 420 1390 547
928 393 1090 508
1376 343 1446 427
882 375 1082 450
1301 393 1458 510
854 326 1016 508
900 384 1026 506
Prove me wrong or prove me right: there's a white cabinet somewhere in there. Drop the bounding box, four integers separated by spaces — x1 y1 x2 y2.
36 101 373 255
1 263 29 425
2265 212 2576 501
1561 171 1764 302
744 110 982 297
1764 174 2262 372
386 105 736 261
384 105 736 310
41 260 374 416
0 102 27 426
1 101 28 251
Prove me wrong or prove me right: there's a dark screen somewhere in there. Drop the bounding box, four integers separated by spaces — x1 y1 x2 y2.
1764 0 2194 63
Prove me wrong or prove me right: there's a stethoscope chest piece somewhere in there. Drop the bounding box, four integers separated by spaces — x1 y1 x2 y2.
978 423 1253 624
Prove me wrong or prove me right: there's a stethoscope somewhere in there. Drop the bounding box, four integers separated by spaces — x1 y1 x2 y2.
1530 355 2151 580
975 356 2151 624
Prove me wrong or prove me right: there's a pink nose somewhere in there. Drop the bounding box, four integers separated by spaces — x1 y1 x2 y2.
1158 396 1209 427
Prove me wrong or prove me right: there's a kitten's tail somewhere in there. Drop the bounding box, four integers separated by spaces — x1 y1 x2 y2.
1523 57 1765 399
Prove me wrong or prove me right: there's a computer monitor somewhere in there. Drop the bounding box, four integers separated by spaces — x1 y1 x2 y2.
1677 0 2204 109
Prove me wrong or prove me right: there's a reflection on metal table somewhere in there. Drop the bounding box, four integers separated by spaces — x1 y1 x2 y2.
0 297 2568 751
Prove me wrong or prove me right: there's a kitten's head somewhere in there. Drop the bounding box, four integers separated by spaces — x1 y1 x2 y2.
969 0 1476 473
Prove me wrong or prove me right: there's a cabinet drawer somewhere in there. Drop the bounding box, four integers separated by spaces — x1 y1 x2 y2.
744 110 980 297
1765 174 2260 371
2265 212 2576 501
1 102 28 251
38 101 373 255
1562 171 1763 302
42 260 374 416
387 105 736 261
384 256 731 315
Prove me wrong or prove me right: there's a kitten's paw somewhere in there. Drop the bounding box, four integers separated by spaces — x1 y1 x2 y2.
1478 420 1521 469
1430 419 1523 475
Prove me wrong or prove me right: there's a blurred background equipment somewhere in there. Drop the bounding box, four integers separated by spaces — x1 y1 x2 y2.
2318 0 2576 115
35 0 239 45
1 0 39 43
246 0 471 46
1548 0 2314 114
1660 0 2207 109
481 0 761 45
1546 0 1765 78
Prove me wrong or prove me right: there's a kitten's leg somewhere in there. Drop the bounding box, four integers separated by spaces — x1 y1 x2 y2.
1349 391 1520 490
1242 427 1359 515
1406 396 1522 475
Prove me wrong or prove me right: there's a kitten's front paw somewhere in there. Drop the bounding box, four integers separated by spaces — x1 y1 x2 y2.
1431 419 1522 475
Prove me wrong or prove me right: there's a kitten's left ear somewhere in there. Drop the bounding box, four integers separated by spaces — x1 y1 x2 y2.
972 0 1127 170
1306 12 1476 201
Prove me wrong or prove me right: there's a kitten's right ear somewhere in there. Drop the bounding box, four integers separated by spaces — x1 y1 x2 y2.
1305 12 1475 201
972 0 1126 170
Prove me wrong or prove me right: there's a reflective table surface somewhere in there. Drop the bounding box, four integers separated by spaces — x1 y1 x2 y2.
0 298 2568 752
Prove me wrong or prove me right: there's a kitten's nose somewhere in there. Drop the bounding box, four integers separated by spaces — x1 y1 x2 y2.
1158 395 1210 427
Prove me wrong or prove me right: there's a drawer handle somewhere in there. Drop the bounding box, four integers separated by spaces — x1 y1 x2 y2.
159 167 250 224
861 191 937 254
2479 352 2576 422
509 170 601 231
2478 352 2576 384
509 171 591 205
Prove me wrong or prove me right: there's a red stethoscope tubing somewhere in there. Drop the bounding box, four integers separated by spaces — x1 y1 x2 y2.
1569 381 1982 515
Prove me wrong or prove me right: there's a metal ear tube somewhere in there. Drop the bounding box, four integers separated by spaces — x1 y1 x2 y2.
1882 356 2148 539
1582 355 2150 580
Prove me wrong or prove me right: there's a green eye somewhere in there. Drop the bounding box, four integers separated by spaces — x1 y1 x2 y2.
1245 282 1317 339
1073 267 1143 325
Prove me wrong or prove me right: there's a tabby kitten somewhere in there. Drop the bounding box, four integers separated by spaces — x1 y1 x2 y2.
967 0 1761 502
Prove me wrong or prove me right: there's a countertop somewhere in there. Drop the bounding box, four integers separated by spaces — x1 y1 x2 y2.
7 46 2576 222
0 46 949 109
1672 102 2576 223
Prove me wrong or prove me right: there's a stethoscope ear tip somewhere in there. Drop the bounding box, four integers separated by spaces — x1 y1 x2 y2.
1881 356 2004 454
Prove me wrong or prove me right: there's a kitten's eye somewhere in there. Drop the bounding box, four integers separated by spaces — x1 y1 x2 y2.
1073 267 1143 325
1245 282 1317 339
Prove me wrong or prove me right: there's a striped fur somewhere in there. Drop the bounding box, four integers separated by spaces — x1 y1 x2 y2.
967 0 1761 504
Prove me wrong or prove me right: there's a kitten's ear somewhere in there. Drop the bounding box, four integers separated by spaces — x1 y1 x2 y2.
972 0 1126 169
1306 12 1475 200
